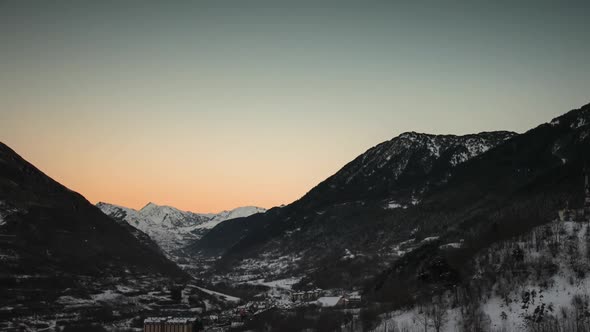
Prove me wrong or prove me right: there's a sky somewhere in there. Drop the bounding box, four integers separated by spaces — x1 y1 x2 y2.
1 1 589 213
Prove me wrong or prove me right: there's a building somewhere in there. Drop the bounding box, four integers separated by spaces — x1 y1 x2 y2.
144 317 201 332
316 296 346 307
291 289 322 302
347 294 361 305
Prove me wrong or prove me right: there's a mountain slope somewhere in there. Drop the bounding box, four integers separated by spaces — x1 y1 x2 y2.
190 130 516 283
193 103 590 292
373 221 590 332
0 142 188 326
303 130 516 209
97 201 266 256
367 103 590 304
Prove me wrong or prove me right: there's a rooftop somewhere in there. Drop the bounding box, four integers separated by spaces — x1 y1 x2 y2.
144 317 198 324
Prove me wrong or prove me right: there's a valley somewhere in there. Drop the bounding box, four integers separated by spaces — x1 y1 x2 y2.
1 103 590 331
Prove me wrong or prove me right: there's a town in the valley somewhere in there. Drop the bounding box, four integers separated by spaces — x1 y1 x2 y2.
141 282 363 331
143 170 590 331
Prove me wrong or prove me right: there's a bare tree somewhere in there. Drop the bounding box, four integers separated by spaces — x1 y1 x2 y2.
428 298 448 332
414 304 429 332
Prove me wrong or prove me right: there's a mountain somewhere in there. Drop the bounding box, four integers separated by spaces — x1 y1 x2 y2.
367 103 590 305
302 130 516 209
190 129 517 283
192 103 590 294
96 201 266 256
0 142 188 329
186 102 590 330
371 220 590 332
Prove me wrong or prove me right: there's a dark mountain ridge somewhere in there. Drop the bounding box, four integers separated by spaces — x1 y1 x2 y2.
303 130 516 208
190 129 519 286
190 103 590 293
0 142 184 276
0 142 188 325
368 103 590 303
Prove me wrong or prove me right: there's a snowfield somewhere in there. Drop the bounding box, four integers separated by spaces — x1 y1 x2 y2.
96 202 266 255
373 221 590 332
244 277 302 290
192 286 241 303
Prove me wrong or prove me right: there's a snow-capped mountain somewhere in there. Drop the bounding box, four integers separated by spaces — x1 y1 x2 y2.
96 201 266 255
194 131 515 254
302 130 516 208
190 130 516 282
195 103 590 292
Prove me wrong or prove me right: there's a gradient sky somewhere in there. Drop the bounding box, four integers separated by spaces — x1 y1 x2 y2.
1 1 589 213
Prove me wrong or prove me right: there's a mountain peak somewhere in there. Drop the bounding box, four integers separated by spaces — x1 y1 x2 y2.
141 202 159 210
97 201 267 255
298 130 516 209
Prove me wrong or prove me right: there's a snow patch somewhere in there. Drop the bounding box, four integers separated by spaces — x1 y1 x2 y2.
386 201 407 210
194 286 240 302
317 296 343 307
421 236 440 243
439 242 462 249
572 117 587 129
245 277 301 290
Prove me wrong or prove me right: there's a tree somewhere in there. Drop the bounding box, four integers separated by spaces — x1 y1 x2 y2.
414 305 429 332
428 298 448 332
170 286 182 303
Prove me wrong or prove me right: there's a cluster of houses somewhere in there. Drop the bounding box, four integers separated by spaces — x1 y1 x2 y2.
316 294 362 308
290 289 362 308
192 300 272 330
290 289 322 302
143 317 201 332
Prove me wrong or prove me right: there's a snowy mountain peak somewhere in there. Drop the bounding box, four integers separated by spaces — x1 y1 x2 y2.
216 206 267 220
140 201 159 210
97 202 267 256
359 130 515 178
300 130 516 210
339 130 515 186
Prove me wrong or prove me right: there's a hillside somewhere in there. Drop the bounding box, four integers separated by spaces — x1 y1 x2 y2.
368 103 590 306
372 220 590 332
190 129 518 286
186 103 590 332
0 142 189 330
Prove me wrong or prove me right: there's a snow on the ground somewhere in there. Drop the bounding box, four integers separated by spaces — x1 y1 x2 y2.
389 238 416 257
56 296 93 307
421 236 439 243
0 201 19 226
195 286 241 302
317 296 342 307
342 249 356 260
439 242 462 249
572 117 587 129
115 285 137 294
245 277 301 290
91 290 123 303
373 307 463 332
374 222 590 332
235 254 302 278
386 201 407 209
